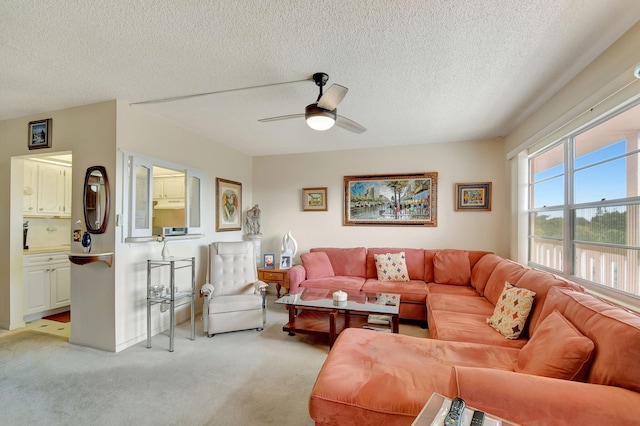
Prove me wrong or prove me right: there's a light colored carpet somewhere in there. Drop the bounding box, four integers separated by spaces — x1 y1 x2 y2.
0 294 429 426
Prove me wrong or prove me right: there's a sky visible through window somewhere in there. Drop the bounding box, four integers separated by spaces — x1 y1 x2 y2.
534 139 627 210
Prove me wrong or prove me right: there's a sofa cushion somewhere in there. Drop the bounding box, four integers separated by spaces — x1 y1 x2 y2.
514 268 583 336
374 252 409 282
301 276 366 292
433 250 471 285
541 287 640 393
309 328 519 426
515 310 594 380
428 310 529 349
366 248 425 280
362 279 429 304
487 282 536 339
425 283 480 298
483 260 528 306
301 251 335 279
427 293 495 316
469 253 503 295
310 247 367 277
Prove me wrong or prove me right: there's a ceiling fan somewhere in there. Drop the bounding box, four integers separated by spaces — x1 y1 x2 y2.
258 72 366 134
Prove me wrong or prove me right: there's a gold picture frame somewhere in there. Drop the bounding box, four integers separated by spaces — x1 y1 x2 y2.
344 172 437 226
302 187 328 211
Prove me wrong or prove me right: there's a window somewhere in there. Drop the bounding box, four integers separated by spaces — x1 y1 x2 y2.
124 152 203 240
528 101 640 300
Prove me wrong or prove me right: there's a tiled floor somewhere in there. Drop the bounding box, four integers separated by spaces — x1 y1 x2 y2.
25 319 70 339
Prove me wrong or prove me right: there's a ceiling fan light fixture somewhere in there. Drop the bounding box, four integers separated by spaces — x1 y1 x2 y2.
305 104 336 131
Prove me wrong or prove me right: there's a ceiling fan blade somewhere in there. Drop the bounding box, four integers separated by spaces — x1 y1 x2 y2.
335 115 366 134
317 84 348 110
258 113 305 122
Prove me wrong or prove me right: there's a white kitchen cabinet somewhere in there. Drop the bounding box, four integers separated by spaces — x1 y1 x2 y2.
23 253 71 316
153 176 185 199
23 160 71 217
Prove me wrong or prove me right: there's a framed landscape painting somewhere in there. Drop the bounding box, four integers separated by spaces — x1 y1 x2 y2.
344 172 437 226
455 182 492 211
216 178 242 231
28 118 52 150
302 187 328 211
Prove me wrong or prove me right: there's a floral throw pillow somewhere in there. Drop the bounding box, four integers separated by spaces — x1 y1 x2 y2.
487 281 536 339
374 252 410 282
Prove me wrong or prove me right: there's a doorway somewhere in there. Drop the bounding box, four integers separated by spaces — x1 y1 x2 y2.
10 152 72 337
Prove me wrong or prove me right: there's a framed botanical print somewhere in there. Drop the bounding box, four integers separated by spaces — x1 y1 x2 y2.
455 182 492 211
216 178 242 231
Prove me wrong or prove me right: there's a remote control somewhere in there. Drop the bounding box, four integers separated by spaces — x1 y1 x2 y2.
443 397 465 426
471 410 485 426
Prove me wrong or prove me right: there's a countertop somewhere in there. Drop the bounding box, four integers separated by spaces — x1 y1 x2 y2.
23 245 71 255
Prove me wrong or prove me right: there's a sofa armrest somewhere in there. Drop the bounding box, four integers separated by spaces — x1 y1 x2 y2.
450 366 640 426
287 265 306 293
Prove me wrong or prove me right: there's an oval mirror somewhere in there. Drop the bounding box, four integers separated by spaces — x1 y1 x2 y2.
83 166 110 234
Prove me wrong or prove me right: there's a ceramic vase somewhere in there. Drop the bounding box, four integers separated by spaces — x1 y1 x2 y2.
81 231 92 253
161 240 169 259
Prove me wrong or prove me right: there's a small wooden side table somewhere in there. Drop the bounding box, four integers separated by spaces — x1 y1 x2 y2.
258 267 290 297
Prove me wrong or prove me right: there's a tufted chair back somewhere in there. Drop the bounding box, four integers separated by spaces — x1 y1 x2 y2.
210 241 258 296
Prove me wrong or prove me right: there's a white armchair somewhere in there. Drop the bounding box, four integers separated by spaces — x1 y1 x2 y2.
201 241 268 337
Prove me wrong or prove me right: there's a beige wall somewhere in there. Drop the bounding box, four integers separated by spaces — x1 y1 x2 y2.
253 138 509 263
0 100 253 352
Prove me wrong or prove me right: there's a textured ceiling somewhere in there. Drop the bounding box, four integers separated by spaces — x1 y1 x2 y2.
2 1 640 156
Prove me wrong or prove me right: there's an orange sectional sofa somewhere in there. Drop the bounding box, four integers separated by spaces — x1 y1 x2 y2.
289 248 640 425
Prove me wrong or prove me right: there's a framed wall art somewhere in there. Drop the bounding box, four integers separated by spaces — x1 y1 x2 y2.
302 187 328 211
279 254 292 269
28 118 52 150
263 254 275 269
455 182 492 211
343 172 438 226
216 178 242 231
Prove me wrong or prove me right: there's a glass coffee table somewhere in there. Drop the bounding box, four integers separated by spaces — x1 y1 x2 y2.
275 288 400 348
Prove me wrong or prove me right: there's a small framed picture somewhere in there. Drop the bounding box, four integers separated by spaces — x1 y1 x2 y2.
279 254 292 269
216 178 242 231
455 182 492 211
28 118 52 150
302 187 328 211
263 254 275 269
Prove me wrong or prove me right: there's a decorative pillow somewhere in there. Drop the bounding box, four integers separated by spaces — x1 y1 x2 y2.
301 252 335 280
515 310 595 380
374 252 409 282
487 281 536 339
433 250 471 285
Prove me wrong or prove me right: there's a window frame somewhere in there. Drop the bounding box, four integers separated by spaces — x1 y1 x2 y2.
121 151 204 242
527 99 640 307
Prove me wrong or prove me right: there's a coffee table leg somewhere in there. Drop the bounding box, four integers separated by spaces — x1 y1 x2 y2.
288 304 296 336
392 314 399 333
329 310 338 348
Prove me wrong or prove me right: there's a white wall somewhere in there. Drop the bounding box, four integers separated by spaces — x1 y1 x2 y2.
113 102 253 351
253 138 508 263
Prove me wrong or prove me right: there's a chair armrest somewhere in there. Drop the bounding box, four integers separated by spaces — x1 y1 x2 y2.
287 265 306 294
201 283 215 297
451 366 640 425
254 280 268 293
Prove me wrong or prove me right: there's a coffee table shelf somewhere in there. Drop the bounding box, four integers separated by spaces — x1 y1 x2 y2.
276 289 399 348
